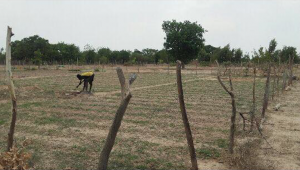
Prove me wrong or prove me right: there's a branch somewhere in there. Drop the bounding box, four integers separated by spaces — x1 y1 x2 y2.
98 67 135 170
216 61 233 96
116 67 127 99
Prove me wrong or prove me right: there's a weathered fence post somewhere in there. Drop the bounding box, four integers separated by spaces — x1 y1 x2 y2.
250 66 256 132
98 68 136 170
261 63 271 125
6 26 17 151
176 60 198 170
288 56 294 86
216 61 237 154
282 67 287 92
272 66 276 100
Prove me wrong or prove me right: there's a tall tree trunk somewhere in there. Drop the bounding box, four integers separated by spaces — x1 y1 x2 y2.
176 61 198 170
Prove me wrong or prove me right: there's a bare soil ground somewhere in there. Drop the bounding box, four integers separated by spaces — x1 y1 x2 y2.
0 64 296 170
256 80 300 169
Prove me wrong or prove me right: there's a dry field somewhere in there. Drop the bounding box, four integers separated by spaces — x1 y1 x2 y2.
0 65 274 169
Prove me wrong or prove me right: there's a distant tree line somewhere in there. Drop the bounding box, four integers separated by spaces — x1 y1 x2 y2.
0 35 172 65
0 20 299 66
199 39 300 65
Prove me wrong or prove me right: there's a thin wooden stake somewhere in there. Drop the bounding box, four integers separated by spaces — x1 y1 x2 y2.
176 60 198 170
272 66 276 100
288 56 294 86
216 61 237 154
6 26 17 151
250 66 256 132
261 63 271 124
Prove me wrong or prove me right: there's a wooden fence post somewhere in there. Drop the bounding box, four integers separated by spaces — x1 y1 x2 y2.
176 60 198 170
261 63 271 124
216 61 237 154
282 66 287 92
98 68 136 170
6 26 17 151
250 66 256 132
288 56 294 86
272 66 276 100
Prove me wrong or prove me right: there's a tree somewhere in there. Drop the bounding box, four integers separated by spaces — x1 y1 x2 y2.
162 20 205 68
280 46 299 63
97 47 112 63
130 50 145 64
217 44 233 63
11 35 50 63
32 49 43 67
241 53 250 62
268 39 277 55
83 44 96 64
252 47 265 63
155 49 172 64
109 51 120 64
52 42 81 64
199 45 218 62
198 48 209 62
142 48 157 63
233 48 243 63
119 50 130 64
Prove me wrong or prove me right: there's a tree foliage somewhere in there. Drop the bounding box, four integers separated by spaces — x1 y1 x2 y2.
162 20 205 65
2 28 299 66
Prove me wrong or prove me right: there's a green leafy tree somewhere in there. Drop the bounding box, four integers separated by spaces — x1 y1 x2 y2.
119 50 130 64
268 39 277 55
233 48 243 63
82 44 96 64
130 50 144 64
109 51 120 63
280 46 299 63
11 35 50 63
217 44 233 63
32 49 43 67
99 56 108 64
241 53 250 62
155 49 172 64
162 20 205 67
97 47 112 63
199 45 218 62
142 48 158 63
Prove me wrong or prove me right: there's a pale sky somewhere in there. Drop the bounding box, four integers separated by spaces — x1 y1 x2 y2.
0 0 299 54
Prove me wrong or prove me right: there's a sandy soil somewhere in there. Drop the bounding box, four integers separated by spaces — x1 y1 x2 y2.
257 81 300 169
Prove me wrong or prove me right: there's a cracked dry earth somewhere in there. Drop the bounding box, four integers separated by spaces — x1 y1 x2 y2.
257 81 300 169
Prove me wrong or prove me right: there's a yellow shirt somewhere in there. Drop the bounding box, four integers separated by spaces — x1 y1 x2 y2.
80 72 94 77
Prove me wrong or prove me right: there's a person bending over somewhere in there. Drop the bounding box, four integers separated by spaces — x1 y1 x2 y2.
76 72 95 93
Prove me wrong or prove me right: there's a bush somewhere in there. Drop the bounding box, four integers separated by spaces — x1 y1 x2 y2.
0 140 32 170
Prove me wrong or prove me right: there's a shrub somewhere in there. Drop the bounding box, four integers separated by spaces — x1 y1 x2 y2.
0 140 32 170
